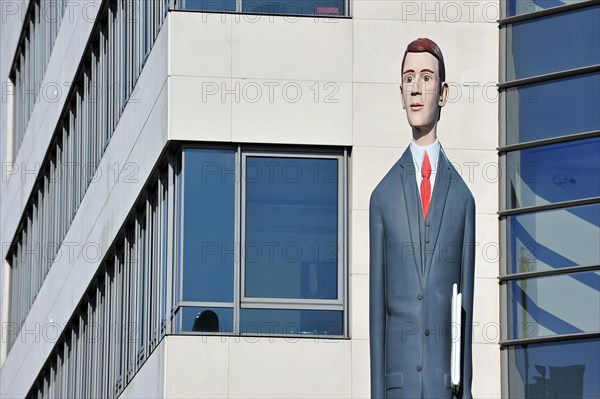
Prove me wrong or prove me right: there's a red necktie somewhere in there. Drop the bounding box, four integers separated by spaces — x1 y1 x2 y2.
420 152 432 219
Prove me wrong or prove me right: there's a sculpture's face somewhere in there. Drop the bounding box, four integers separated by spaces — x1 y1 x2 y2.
401 52 446 131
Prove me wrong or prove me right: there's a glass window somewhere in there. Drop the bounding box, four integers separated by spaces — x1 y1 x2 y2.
178 306 234 332
506 0 590 17
505 138 600 209
177 0 345 15
240 309 342 336
504 73 600 145
506 338 600 398
183 0 236 12
506 271 600 340
505 6 600 81
243 156 339 300
507 204 600 274
182 149 235 302
242 0 344 16
175 148 346 337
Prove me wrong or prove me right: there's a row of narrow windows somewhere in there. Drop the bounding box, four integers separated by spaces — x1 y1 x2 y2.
7 0 170 352
27 145 347 398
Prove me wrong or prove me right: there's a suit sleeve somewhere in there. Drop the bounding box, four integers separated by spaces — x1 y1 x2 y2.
369 191 386 399
459 195 475 399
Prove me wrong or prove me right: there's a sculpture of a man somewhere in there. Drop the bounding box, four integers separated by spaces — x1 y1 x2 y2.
369 38 475 399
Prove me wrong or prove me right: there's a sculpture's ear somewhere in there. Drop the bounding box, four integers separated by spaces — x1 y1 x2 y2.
438 82 449 107
400 84 406 109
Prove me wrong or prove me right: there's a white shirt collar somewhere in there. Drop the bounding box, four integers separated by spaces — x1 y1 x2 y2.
409 138 440 170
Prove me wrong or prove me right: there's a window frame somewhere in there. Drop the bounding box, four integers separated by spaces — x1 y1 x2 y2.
176 145 348 338
177 0 350 17
240 150 345 308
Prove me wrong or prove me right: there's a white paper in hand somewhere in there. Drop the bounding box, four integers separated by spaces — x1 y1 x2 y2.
451 283 462 390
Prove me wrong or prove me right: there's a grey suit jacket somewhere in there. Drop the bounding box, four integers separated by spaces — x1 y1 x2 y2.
369 147 475 399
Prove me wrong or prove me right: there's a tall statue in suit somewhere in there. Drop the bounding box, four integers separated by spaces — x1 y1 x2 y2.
369 38 475 399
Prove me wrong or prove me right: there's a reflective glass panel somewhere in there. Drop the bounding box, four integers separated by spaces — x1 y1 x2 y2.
182 0 236 12
505 6 600 81
240 309 342 336
506 271 600 339
242 0 344 16
504 73 600 145
506 0 590 17
244 156 339 299
505 138 600 209
179 306 234 333
507 204 600 274
506 338 600 398
182 149 235 302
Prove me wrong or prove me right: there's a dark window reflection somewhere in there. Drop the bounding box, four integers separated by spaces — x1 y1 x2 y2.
244 157 338 300
505 6 600 81
507 338 600 398
507 204 600 274
506 271 600 340
240 308 342 335
506 138 600 209
183 149 235 302
504 74 600 145
179 306 234 332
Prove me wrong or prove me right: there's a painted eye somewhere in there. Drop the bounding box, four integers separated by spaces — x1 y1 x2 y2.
405 76 413 83
423 75 432 82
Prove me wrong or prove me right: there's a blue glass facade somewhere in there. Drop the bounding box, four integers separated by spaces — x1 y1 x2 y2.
505 6 600 80
506 138 600 208
504 73 600 145
501 1 600 397
507 339 600 398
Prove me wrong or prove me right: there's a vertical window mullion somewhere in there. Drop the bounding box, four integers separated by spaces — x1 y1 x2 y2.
140 205 151 357
106 264 114 399
159 175 167 339
99 277 107 399
82 75 88 200
35 1 40 101
67 335 72 399
83 69 88 193
137 208 146 368
130 219 138 381
116 252 123 396
83 304 90 399
165 154 176 336
89 294 96 398
74 322 80 399
120 0 125 115
110 5 115 133
119 243 127 395
94 284 102 398
150 192 160 350
144 198 152 353
233 146 241 334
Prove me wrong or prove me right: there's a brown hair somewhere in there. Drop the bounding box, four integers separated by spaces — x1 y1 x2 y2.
401 37 446 91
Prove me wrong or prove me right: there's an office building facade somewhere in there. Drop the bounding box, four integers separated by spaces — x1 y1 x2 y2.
0 0 597 397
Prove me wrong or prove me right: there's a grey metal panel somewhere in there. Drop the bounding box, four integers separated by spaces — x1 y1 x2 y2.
233 145 242 334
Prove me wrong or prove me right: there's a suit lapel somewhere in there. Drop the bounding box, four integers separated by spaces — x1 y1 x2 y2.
423 148 452 280
397 148 423 283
